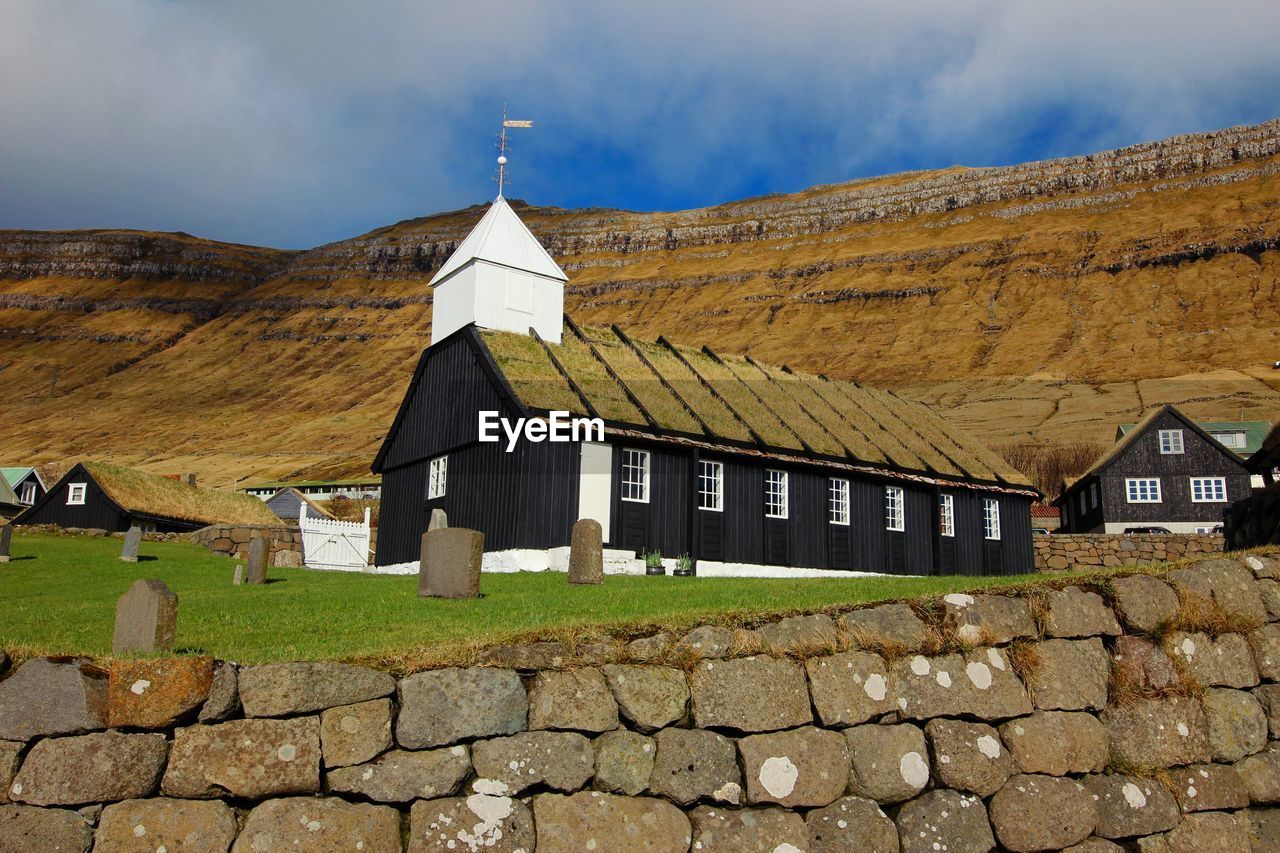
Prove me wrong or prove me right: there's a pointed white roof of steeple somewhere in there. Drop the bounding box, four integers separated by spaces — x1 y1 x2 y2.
430 196 568 286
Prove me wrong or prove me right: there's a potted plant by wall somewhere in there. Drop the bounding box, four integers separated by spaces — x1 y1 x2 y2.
644 549 665 575
673 553 695 577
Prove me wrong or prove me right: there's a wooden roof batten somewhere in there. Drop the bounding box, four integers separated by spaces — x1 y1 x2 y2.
658 337 767 448
611 324 717 440
694 344 809 451
569 323 663 432
744 353 853 460
530 326 602 421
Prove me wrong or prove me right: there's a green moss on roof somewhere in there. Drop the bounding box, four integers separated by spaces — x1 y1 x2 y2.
546 329 645 423
588 330 704 434
685 351 801 449
475 322 1034 489
737 360 847 457
84 462 281 527
479 329 585 416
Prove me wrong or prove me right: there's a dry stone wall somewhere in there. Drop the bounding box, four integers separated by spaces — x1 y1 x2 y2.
186 523 303 567
4 554 1280 850
1035 532 1222 571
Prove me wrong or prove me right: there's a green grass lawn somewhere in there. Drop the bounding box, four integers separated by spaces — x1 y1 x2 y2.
2 532 1101 670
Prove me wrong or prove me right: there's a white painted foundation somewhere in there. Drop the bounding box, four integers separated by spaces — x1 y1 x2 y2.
365 550 895 578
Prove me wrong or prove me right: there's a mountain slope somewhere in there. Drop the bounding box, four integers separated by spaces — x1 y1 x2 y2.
2 119 1279 486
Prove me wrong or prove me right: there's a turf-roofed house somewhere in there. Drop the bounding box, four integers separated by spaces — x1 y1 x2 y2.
373 196 1038 575
15 461 281 533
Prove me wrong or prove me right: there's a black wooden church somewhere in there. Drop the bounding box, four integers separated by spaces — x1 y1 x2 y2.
373 196 1037 575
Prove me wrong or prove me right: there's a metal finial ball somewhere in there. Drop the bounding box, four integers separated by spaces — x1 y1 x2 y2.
497 155 507 165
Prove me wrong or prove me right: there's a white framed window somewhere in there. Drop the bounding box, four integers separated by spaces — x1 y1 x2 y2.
1189 476 1227 503
1078 491 1087 513
983 497 1001 540
1158 429 1184 454
885 486 905 531
1126 478 1162 503
939 493 955 537
1211 431 1246 449
67 483 86 505
19 483 36 505
698 460 723 512
621 449 650 503
765 469 788 519
1089 482 1099 510
428 455 448 499
828 478 850 526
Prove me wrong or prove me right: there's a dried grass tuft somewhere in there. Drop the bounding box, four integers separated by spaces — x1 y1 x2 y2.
1007 640 1041 684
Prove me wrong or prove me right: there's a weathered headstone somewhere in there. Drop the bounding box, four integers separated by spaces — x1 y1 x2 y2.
0 523 11 563
120 526 142 563
246 536 267 585
112 579 178 654
233 565 243 586
418 528 483 599
428 508 448 531
568 519 603 585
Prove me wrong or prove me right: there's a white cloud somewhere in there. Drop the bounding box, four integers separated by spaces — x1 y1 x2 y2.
1 0 1277 247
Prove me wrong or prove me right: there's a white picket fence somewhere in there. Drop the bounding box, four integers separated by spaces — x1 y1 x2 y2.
299 504 372 572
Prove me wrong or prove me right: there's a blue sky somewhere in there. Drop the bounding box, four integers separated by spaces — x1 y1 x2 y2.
2 1 1279 249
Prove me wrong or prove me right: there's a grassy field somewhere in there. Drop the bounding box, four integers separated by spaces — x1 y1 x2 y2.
0 532 1100 671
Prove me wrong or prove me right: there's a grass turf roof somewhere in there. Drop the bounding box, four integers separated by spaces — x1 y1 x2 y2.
83 461 281 527
477 321 1034 489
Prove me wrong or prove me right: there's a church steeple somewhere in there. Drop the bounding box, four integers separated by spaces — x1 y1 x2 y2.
429 115 567 346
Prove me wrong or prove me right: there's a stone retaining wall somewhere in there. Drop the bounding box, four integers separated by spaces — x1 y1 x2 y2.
186 523 302 567
1035 532 1222 571
4 554 1280 850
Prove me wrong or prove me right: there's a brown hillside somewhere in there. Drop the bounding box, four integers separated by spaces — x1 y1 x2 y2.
1 120 1279 486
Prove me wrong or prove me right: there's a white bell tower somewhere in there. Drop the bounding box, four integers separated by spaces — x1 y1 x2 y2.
429 115 567 345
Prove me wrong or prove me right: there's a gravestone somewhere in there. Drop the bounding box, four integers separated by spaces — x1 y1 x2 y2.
418 528 483 599
0 523 11 564
233 565 243 586
428 509 448 531
568 519 603 585
112 579 178 654
246 536 268 585
120 526 142 563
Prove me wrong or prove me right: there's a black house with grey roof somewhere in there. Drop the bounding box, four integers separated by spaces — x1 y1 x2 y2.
371 196 1037 576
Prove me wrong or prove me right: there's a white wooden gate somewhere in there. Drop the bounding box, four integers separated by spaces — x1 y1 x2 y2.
299 504 372 571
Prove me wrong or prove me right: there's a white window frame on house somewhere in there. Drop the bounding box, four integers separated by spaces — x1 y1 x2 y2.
1158 429 1184 454
939 493 955 537
885 486 905 532
1189 476 1227 503
1078 491 1087 513
1126 478 1162 503
427 455 448 499
1089 482 1099 510
1211 431 1246 449
698 460 723 512
828 478 850 526
67 483 86 505
621 449 650 503
983 497 1001 540
19 482 36 505
765 469 789 519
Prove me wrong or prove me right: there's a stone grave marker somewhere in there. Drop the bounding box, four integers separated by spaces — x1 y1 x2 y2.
112 579 178 654
0 523 11 563
233 565 244 586
568 518 603 585
120 525 142 563
246 536 268 585
428 508 448 531
418 528 483 599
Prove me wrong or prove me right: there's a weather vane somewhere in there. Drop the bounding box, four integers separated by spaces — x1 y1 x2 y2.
496 106 533 197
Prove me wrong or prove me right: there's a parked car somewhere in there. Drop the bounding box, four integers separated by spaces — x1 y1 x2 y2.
1122 526 1173 534
1031 528 1051 536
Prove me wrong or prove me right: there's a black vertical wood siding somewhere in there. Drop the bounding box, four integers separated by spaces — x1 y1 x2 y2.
375 333 1036 575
